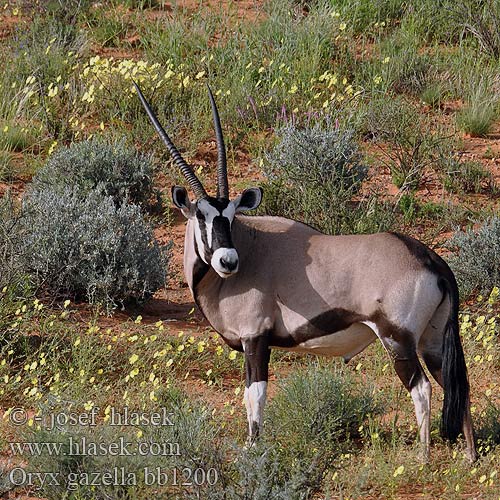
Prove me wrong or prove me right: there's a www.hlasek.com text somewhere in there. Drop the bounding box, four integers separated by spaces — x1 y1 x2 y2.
10 436 181 457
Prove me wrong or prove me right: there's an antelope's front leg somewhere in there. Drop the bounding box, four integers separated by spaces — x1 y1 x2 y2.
242 335 270 444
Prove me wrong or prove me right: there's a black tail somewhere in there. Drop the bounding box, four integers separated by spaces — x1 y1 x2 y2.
441 277 470 442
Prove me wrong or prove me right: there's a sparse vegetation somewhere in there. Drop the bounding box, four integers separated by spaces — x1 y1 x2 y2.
363 96 451 191
457 100 497 137
448 217 500 298
260 123 394 234
442 157 496 194
0 0 499 498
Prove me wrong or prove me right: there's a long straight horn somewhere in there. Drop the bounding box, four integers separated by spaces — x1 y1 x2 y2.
133 81 208 199
207 85 229 199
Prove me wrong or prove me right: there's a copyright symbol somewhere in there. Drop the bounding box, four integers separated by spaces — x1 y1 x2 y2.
9 408 28 426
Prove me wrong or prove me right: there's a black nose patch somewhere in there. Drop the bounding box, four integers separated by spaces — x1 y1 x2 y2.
220 256 238 271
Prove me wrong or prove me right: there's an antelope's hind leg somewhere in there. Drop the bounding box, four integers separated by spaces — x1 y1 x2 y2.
242 334 270 444
366 321 432 461
420 311 477 463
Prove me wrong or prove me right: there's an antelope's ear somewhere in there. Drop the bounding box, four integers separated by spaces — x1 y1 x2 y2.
171 186 195 218
233 187 263 213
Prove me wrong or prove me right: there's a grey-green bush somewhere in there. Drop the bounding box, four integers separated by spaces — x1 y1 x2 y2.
448 217 500 297
260 123 394 235
20 186 168 309
0 194 33 332
31 138 160 211
0 193 20 290
263 364 380 495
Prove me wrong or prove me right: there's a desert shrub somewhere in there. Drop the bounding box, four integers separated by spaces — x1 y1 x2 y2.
0 194 21 289
0 195 33 332
264 124 367 190
381 29 433 95
84 4 130 47
173 365 379 499
451 0 500 59
477 401 500 446
420 82 447 108
260 123 394 235
442 157 496 194
31 138 160 211
20 186 168 309
448 217 500 297
456 100 497 137
9 15 88 88
263 364 380 494
363 97 450 191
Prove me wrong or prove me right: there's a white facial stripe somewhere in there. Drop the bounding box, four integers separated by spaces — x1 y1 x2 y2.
194 223 209 264
222 204 236 222
197 200 220 248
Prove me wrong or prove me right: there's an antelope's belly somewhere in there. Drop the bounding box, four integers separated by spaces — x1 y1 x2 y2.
274 322 377 361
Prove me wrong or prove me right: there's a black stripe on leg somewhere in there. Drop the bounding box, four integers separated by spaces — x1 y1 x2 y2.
393 356 425 391
243 334 270 387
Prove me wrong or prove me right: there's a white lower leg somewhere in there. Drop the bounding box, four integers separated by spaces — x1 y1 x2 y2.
244 381 267 439
463 402 477 462
410 377 432 458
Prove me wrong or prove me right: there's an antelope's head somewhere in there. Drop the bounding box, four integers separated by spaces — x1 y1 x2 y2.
135 83 262 278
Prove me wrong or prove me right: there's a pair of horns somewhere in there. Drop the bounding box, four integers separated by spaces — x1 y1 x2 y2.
134 82 229 200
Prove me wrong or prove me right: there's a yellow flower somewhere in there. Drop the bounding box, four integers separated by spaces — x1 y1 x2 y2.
48 141 58 155
129 354 139 364
393 465 405 477
339 22 347 31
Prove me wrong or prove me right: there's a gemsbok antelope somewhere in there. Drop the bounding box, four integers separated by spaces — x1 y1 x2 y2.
134 82 476 462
